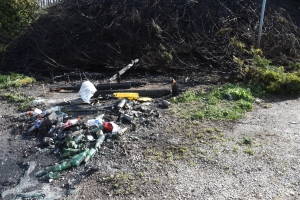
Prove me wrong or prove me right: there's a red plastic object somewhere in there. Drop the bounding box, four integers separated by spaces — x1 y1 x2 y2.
103 122 113 131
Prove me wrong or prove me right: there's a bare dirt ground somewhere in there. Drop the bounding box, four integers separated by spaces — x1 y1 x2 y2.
0 74 300 200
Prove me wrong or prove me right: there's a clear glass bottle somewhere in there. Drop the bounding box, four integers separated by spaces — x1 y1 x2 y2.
95 133 105 149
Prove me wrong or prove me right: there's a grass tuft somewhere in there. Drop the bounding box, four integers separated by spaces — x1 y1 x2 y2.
0 73 35 88
170 84 255 121
1 92 34 110
244 148 254 155
102 173 136 195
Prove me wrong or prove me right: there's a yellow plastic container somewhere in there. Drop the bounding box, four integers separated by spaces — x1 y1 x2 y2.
113 93 139 100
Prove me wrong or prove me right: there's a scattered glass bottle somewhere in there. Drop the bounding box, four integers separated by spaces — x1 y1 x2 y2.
73 133 84 143
46 161 71 173
64 118 81 128
69 148 89 167
95 133 105 149
42 106 61 116
40 171 61 180
84 148 97 163
28 119 44 132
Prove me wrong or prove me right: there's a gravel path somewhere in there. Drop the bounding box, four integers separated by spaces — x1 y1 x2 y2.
168 97 300 200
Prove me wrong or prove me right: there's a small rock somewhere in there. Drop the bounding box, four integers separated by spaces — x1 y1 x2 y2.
150 136 157 141
254 99 262 103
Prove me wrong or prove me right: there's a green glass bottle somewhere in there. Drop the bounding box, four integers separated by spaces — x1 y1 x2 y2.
90 125 103 134
69 141 78 149
61 148 82 158
40 171 61 180
46 161 71 173
69 148 89 167
84 148 97 163
73 133 84 143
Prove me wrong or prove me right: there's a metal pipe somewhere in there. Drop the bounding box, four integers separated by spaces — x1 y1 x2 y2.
257 0 267 48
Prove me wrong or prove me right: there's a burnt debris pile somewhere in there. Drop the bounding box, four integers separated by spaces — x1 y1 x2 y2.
2 0 300 76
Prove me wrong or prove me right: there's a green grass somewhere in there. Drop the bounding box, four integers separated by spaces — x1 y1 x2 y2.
244 148 254 155
1 92 34 110
102 173 136 195
233 146 239 152
0 73 35 110
0 73 35 88
246 56 300 95
143 145 190 162
170 84 255 121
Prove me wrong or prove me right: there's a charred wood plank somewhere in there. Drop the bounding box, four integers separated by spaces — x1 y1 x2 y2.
50 83 131 92
109 59 139 82
50 82 147 92
94 89 171 97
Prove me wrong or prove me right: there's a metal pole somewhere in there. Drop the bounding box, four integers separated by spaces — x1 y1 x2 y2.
257 0 267 48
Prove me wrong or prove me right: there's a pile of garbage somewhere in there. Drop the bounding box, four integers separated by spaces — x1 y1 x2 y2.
18 93 171 182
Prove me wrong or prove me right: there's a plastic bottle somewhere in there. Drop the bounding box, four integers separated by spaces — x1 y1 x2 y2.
64 118 81 128
87 119 102 127
95 133 105 149
87 114 104 127
45 162 71 173
48 125 56 135
19 111 33 117
84 148 97 163
69 149 89 167
19 108 43 118
28 119 44 132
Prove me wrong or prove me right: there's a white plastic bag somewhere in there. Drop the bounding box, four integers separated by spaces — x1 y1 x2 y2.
78 81 97 104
